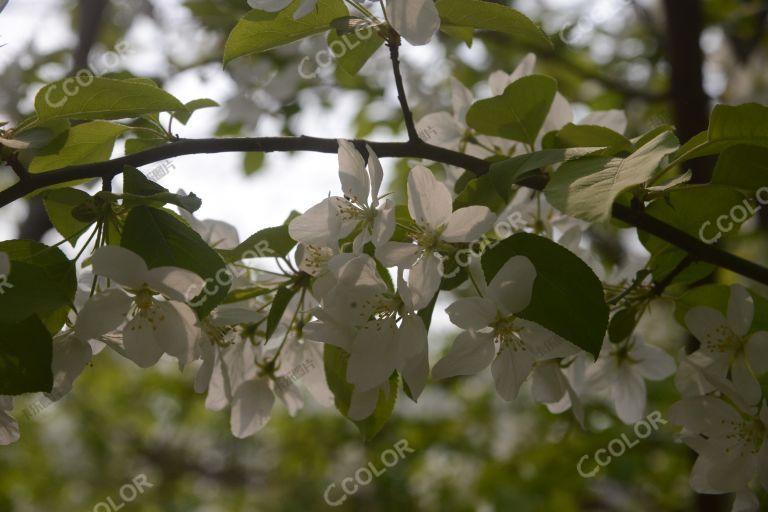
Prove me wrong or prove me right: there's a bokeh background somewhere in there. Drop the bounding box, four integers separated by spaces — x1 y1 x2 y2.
1 0 767 510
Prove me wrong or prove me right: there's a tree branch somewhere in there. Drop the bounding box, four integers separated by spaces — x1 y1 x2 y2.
2 135 768 287
387 32 420 142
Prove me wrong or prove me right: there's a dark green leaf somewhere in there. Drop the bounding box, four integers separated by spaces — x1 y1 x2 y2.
0 316 54 395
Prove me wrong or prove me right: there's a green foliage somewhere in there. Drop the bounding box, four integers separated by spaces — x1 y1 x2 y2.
28 121 130 173
224 0 348 63
466 75 557 146
42 188 96 246
436 0 552 49
545 131 679 222
0 240 76 334
0 316 53 395
34 77 187 122
639 185 747 282
220 224 298 262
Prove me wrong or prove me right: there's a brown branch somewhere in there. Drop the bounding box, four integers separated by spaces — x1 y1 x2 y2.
2 135 768 287
386 32 420 142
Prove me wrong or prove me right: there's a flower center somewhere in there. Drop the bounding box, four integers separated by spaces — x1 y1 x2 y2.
492 316 526 352
724 417 766 456
702 325 743 354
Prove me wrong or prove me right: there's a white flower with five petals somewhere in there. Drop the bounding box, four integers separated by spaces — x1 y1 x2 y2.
669 396 768 502
76 246 204 369
376 165 495 309
290 141 395 252
684 284 768 406
432 256 580 400
587 337 676 424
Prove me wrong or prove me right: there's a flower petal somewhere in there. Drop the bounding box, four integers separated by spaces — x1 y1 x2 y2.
338 139 369 204
397 316 429 400
372 199 396 247
432 331 495 379
48 334 92 400
75 288 132 341
487 256 536 316
408 254 442 310
230 379 274 438
348 385 382 421
633 341 676 381
728 284 754 338
731 355 761 407
668 396 741 437
685 306 734 356
746 331 768 374
289 198 344 247
612 370 646 424
442 206 496 243
445 297 496 330
375 241 421 268
387 0 440 46
531 361 566 404
147 267 206 302
92 246 148 289
155 301 200 368
122 315 165 368
0 409 19 446
347 319 398 392
366 144 384 201
407 165 452 230
491 345 534 401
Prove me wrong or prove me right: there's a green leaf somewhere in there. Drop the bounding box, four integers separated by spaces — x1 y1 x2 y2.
324 345 398 440
220 225 298 262
124 137 167 155
638 185 748 283
436 0 552 49
35 77 187 122
121 206 230 318
550 123 633 154
123 166 167 196
174 98 219 125
328 25 385 76
466 75 557 146
29 121 129 173
266 286 297 342
0 316 54 395
608 307 638 344
544 131 679 222
439 25 474 46
243 152 265 175
489 147 600 194
711 145 768 193
42 188 95 246
672 103 768 164
674 284 768 334
120 166 200 212
0 241 77 334
482 233 608 357
453 174 507 212
224 0 348 64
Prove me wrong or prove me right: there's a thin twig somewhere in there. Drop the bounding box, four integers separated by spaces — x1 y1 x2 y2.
386 31 420 142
